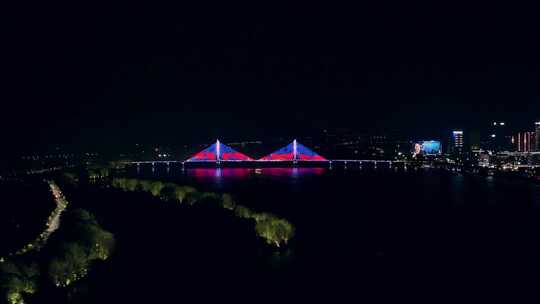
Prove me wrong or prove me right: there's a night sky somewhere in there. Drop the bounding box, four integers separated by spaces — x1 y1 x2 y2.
4 1 540 151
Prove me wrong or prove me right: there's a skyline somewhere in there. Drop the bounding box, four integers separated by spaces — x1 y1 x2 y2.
3 119 540 158
3 1 540 149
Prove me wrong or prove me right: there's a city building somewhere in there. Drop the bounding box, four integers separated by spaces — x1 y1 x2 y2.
452 130 464 154
489 121 513 152
536 122 540 152
478 152 490 167
469 131 481 151
513 132 535 152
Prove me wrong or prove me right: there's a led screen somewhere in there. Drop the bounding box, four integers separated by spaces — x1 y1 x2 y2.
413 140 441 155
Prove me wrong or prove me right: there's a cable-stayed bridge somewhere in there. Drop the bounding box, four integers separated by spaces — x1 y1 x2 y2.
127 139 400 167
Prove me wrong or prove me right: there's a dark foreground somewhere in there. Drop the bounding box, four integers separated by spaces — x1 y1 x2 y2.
5 168 540 302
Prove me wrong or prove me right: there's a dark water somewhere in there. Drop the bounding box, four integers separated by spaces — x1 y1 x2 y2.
38 168 540 301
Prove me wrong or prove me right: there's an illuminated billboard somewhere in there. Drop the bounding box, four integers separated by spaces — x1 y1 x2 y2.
413 140 442 156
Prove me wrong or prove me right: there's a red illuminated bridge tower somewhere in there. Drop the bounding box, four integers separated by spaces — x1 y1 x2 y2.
186 140 253 163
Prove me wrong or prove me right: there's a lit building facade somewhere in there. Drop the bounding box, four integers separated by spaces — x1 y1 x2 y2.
489 121 512 152
513 132 535 152
536 122 540 152
452 130 464 153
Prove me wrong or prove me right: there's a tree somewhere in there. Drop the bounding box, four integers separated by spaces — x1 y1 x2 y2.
174 186 197 203
109 178 298 248
147 181 165 197
159 186 177 202
124 179 139 191
186 191 202 205
47 209 115 287
49 242 90 286
221 194 236 211
252 212 274 222
111 178 124 189
199 192 220 204
1 262 39 304
112 178 139 191
255 218 295 247
71 209 97 226
234 205 253 219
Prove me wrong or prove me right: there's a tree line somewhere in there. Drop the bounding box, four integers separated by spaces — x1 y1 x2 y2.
111 178 295 248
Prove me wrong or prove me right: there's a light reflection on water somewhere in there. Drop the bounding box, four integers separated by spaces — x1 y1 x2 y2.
184 167 327 181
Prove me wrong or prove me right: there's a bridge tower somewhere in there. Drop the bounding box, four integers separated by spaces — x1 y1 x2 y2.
293 139 298 165
216 139 221 165
186 139 252 163
259 139 327 162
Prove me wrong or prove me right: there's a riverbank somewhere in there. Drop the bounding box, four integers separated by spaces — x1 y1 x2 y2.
6 181 69 257
0 180 55 257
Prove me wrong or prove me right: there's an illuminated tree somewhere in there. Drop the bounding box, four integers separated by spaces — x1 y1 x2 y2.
173 186 197 203
184 191 202 205
111 178 124 189
199 192 220 203
109 178 297 248
120 178 139 191
136 180 151 192
159 186 177 202
87 167 109 178
148 181 165 197
68 209 115 261
48 209 115 287
252 212 274 222
234 205 253 219
48 242 89 286
254 217 295 247
0 262 39 304
221 194 236 210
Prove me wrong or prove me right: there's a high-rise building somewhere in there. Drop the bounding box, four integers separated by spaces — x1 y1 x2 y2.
514 132 535 152
469 131 481 151
536 122 540 152
490 121 512 152
452 130 464 153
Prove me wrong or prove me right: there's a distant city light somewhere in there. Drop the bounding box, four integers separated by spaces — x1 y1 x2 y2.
491 134 496 138
452 130 464 150
499 122 505 126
